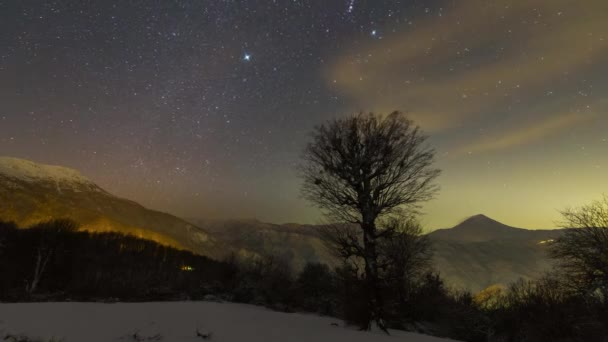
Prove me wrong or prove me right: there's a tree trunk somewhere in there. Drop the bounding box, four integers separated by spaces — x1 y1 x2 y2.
27 248 51 295
362 222 388 332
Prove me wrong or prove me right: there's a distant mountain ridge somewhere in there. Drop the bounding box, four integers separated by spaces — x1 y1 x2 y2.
0 156 228 259
428 214 564 242
193 214 566 292
424 214 564 291
193 215 563 292
191 218 330 270
0 157 565 292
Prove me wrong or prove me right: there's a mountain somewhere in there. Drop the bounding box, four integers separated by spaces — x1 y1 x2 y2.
428 215 565 292
191 219 331 270
428 214 563 242
196 215 566 292
0 157 227 259
0 157 565 292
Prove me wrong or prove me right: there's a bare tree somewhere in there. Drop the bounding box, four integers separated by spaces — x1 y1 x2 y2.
300 111 440 330
318 223 365 271
25 220 77 295
550 196 608 300
378 218 433 305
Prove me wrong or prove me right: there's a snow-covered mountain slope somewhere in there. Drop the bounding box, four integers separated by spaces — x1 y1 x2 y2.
0 157 228 259
0 302 458 342
0 156 103 195
0 156 92 185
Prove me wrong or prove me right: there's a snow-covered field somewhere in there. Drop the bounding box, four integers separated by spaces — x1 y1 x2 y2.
0 302 457 342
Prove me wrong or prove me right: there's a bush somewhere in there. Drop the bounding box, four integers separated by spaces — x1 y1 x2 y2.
490 276 607 342
335 264 371 329
294 262 337 315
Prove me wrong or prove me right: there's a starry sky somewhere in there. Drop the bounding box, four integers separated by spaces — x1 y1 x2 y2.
1 0 607 229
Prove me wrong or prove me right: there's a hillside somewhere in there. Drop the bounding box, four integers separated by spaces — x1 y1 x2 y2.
197 215 565 292
427 215 565 292
0 157 565 293
0 157 227 259
428 214 564 242
192 219 331 270
430 239 555 292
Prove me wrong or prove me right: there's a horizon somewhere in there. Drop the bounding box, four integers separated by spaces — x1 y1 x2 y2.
2 2 608 339
2 1 607 230
0 154 563 231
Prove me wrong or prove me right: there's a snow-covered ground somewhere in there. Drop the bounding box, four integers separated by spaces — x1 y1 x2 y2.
0 302 457 342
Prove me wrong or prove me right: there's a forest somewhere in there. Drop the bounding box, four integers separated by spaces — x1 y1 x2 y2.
1 215 606 342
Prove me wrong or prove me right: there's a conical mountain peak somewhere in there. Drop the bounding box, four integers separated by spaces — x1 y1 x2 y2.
430 214 527 242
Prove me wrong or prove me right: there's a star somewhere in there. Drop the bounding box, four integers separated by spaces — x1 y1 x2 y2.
346 0 355 13
2 0 606 230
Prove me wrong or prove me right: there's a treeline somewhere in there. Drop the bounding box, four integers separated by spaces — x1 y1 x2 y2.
1 218 607 342
0 220 230 301
0 218 477 339
0 219 341 311
0 220 472 328
476 276 608 342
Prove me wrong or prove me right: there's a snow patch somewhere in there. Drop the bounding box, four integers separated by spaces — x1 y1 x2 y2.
0 302 458 342
0 157 93 185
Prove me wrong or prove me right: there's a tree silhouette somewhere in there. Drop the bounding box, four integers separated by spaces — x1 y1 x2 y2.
551 196 608 299
26 219 77 295
379 218 433 308
300 111 440 330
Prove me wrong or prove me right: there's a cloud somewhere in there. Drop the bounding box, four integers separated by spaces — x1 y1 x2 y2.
452 112 596 156
327 0 608 133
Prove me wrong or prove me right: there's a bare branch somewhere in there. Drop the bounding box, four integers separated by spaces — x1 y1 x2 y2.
550 196 608 298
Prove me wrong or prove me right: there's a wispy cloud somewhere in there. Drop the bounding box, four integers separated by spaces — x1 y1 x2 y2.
327 0 608 134
452 113 596 156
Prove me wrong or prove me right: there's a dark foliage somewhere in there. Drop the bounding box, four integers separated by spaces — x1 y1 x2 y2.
485 276 608 342
2 217 608 342
293 262 338 315
550 196 608 299
0 220 326 314
334 264 371 329
388 272 488 342
319 216 439 332
0 220 226 301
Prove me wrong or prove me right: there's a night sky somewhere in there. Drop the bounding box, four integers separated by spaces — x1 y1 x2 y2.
1 0 607 229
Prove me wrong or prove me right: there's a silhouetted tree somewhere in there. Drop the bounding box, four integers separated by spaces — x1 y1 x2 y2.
333 263 370 328
300 111 440 330
25 219 77 295
550 196 608 300
379 218 433 319
293 262 337 314
234 254 295 309
490 276 606 342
